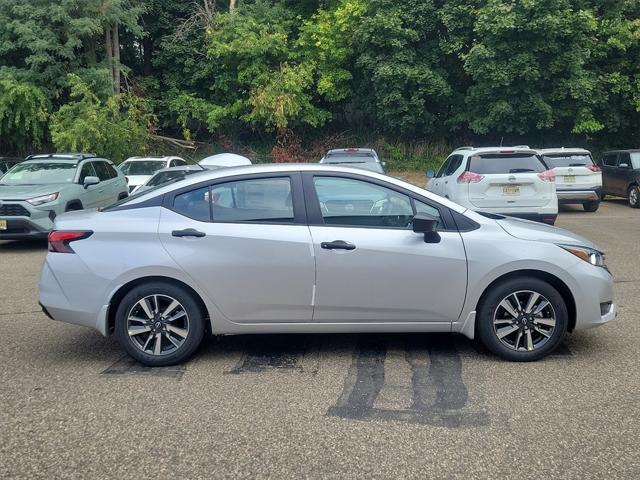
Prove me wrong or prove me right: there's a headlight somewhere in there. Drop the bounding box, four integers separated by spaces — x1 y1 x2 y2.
27 192 59 206
559 244 606 268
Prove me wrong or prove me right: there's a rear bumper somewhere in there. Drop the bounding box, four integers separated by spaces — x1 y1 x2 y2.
557 187 602 203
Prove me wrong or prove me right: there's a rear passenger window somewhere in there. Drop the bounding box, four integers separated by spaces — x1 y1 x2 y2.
444 155 463 176
603 154 618 167
173 187 211 222
435 158 451 178
106 163 118 178
93 161 112 181
210 178 294 223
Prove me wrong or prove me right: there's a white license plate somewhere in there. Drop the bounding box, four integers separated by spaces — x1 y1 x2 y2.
502 185 520 195
0 219 6 230
564 175 576 183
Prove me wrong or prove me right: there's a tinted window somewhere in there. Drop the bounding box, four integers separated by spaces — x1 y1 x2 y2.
93 161 112 181
0 162 77 185
468 154 546 174
444 155 463 176
211 177 294 223
314 177 413 228
414 200 443 228
106 163 118 179
603 154 618 167
542 154 594 168
79 162 97 183
618 153 632 168
173 187 210 222
435 158 451 178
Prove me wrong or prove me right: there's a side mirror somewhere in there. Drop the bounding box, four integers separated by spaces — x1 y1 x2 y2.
426 170 435 178
412 213 441 243
83 176 100 189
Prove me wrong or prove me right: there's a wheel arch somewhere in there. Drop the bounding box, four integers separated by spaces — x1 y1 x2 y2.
106 275 210 335
65 199 83 211
475 269 576 335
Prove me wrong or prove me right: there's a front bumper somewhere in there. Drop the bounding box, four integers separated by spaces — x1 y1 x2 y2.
571 260 616 331
557 187 602 203
0 201 61 239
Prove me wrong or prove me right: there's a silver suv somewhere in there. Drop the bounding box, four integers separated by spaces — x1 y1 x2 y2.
0 153 128 240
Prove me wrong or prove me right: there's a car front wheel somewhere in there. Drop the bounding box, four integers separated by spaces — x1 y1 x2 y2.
115 282 205 366
477 278 568 361
628 185 640 208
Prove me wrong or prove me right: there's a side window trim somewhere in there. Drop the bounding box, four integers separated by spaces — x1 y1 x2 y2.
301 171 454 231
164 172 306 225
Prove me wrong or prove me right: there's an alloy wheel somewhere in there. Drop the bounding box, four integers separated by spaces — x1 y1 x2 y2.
630 187 639 207
492 290 556 352
126 294 190 356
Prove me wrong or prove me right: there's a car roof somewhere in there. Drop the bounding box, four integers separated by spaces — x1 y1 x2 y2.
537 148 591 155
124 163 467 214
603 149 640 154
26 153 96 160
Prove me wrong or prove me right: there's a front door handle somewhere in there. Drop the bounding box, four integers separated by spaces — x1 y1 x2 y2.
172 228 206 238
321 240 356 251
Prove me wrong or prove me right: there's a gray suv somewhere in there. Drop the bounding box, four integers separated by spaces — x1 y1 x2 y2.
0 153 128 239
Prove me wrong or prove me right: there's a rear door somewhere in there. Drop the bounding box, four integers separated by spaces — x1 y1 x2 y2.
466 153 552 208
601 153 619 195
158 173 315 323
428 157 450 196
92 160 119 204
77 161 102 208
614 152 633 194
440 154 464 199
542 153 601 190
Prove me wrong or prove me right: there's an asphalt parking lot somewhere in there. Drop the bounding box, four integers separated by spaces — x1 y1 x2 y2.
1 199 639 479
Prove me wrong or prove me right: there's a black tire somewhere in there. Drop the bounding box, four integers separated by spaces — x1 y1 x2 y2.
477 277 568 362
583 200 600 212
628 185 640 208
117 192 128 200
114 282 205 366
65 201 82 212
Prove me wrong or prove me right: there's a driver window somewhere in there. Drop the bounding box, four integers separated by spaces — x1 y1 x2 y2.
313 176 414 228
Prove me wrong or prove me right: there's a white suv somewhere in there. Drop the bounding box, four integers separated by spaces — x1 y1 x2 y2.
427 147 558 224
119 156 187 193
537 148 602 212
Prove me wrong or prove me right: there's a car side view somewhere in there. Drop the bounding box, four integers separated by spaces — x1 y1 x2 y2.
0 153 128 239
39 165 615 366
426 147 558 225
600 150 640 208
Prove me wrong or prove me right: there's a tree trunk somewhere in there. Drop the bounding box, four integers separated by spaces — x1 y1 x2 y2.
112 23 121 94
105 27 114 93
229 0 237 13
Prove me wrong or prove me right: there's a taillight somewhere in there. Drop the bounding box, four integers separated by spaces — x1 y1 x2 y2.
48 231 93 253
538 169 556 182
457 171 484 183
587 164 601 173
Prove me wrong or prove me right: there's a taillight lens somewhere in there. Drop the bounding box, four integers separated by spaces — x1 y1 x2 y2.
538 169 556 181
457 171 484 183
48 231 93 253
587 164 601 173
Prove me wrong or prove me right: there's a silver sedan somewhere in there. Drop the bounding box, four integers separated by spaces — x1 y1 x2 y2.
39 164 616 366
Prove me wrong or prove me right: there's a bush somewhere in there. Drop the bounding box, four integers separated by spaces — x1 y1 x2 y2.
0 75 49 152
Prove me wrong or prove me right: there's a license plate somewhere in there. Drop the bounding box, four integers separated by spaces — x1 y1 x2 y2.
0 219 6 230
564 175 576 183
502 185 520 195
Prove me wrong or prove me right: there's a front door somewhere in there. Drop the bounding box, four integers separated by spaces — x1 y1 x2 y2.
306 174 467 323
158 174 315 323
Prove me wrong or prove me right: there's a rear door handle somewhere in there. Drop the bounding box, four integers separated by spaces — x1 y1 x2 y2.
172 228 206 238
321 240 356 251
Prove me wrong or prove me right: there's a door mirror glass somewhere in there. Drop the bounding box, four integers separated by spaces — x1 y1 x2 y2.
426 170 435 178
412 213 440 243
83 176 100 188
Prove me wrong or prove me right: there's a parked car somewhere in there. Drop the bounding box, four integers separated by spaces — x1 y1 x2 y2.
134 165 207 194
599 150 640 208
427 147 558 224
119 156 187 193
198 153 252 169
319 148 386 174
0 153 127 240
537 148 602 212
40 164 614 366
0 156 23 174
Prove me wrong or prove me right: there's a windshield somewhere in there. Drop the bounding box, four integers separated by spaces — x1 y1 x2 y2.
119 160 166 175
542 154 594 168
468 154 546 174
147 170 200 187
0 162 77 185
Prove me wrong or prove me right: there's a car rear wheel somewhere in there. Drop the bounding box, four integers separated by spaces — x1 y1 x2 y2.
628 185 640 208
115 282 205 366
477 278 568 361
583 200 600 212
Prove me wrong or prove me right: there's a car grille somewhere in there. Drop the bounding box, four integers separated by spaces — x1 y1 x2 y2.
0 204 30 217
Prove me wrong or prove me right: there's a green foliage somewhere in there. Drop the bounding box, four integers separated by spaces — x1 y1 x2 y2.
0 74 50 151
50 75 152 162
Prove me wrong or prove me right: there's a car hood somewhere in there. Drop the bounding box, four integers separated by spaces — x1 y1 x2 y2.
0 183 69 200
125 175 152 186
496 216 601 251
